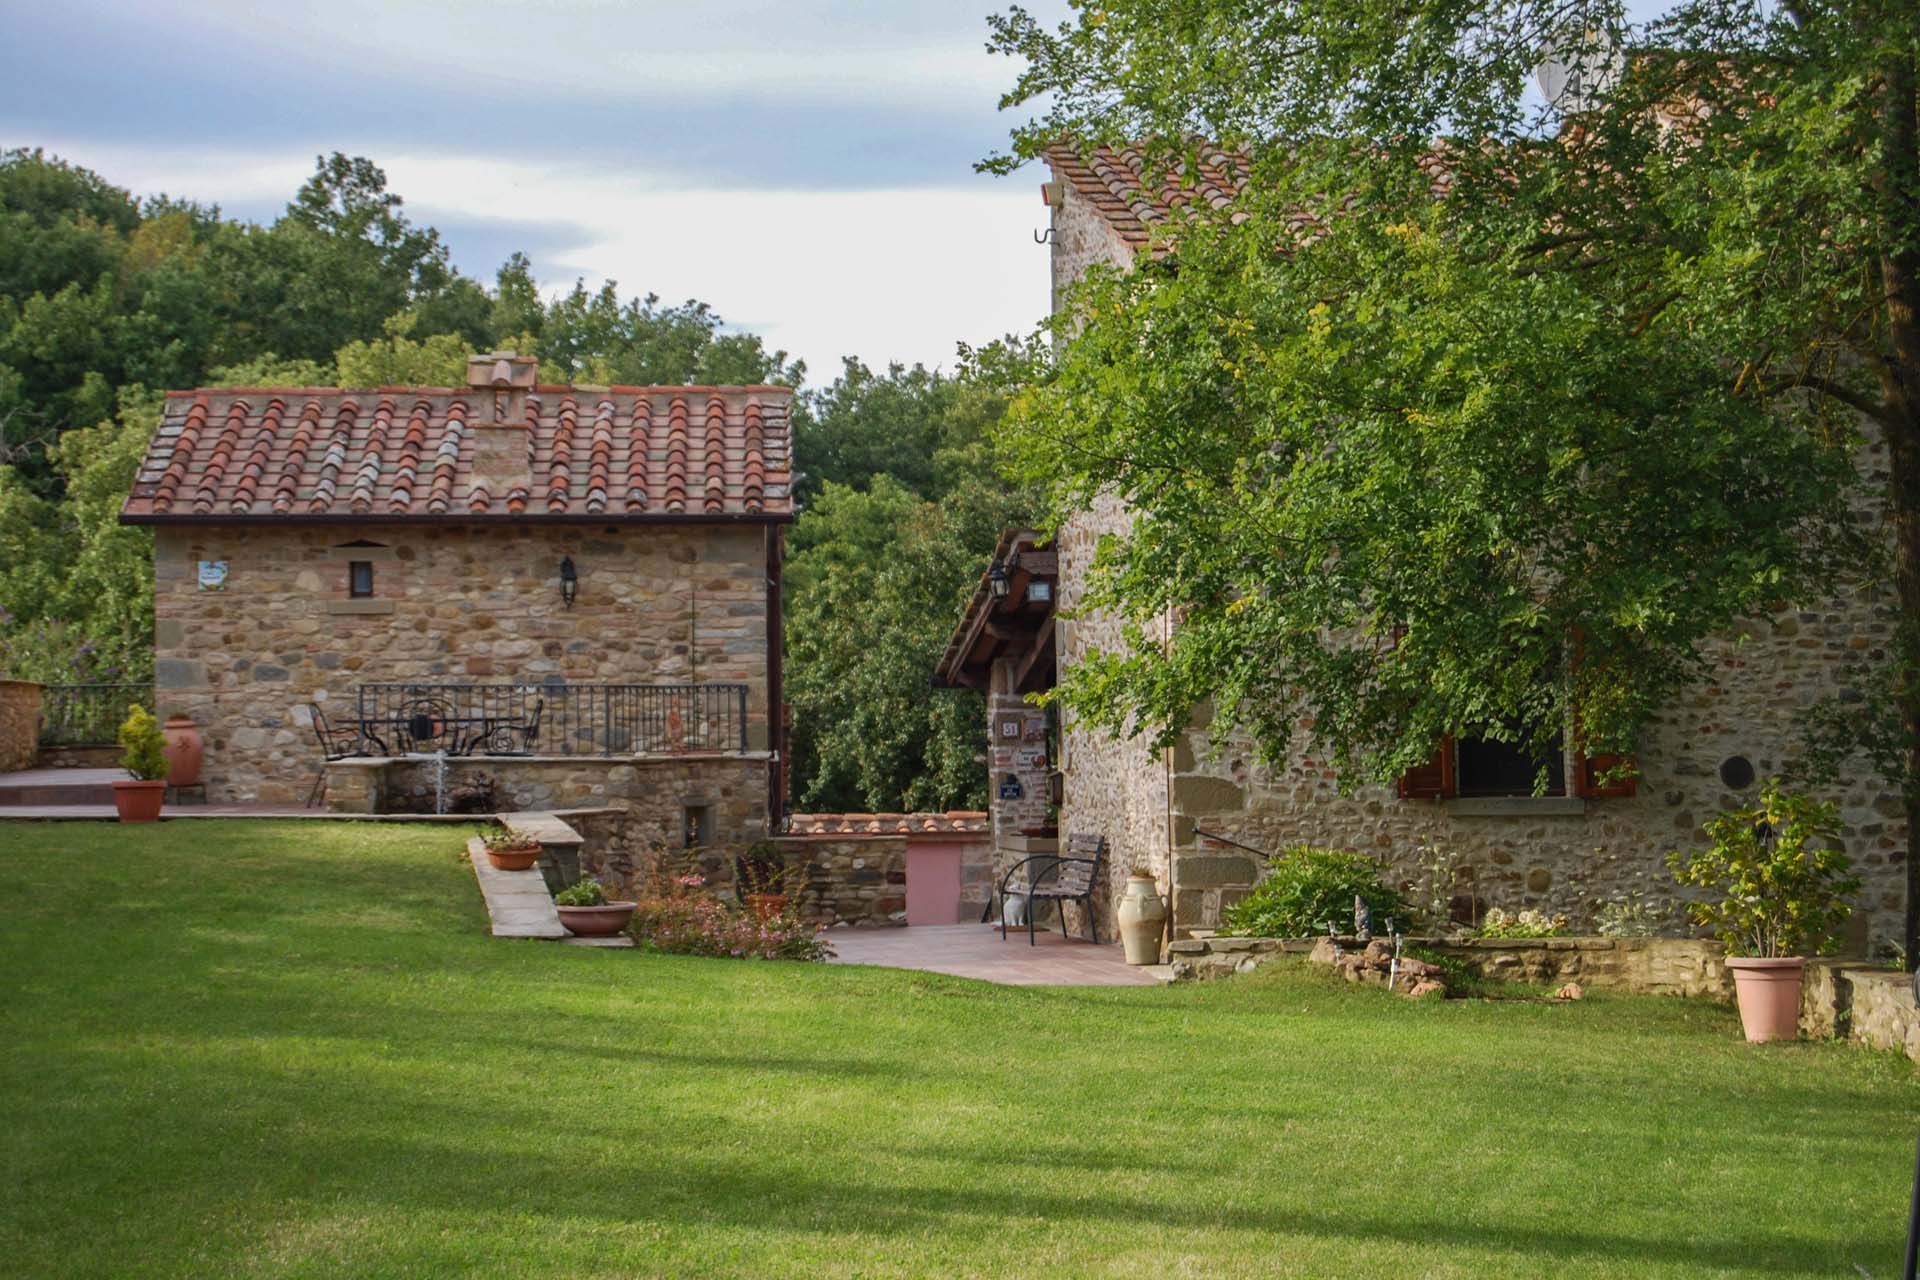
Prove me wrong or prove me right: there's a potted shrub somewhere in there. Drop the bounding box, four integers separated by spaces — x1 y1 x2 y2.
1668 780 1860 1043
554 877 638 936
112 705 169 822
481 828 543 872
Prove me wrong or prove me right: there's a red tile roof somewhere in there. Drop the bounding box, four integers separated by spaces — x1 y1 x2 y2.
1047 141 1455 248
786 812 991 837
1046 142 1253 248
121 384 794 524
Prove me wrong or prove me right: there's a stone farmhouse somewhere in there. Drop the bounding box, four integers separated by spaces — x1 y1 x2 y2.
119 353 790 849
943 144 1907 949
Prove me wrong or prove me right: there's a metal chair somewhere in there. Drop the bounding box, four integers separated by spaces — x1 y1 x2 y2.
307 702 373 808
997 834 1108 945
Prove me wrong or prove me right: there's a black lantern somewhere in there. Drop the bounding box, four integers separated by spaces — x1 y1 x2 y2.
987 563 1010 600
559 556 578 609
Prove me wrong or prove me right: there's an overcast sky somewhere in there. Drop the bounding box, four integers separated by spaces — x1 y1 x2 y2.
0 0 1070 379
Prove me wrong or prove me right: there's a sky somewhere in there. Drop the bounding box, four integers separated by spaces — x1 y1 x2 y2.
0 0 1071 379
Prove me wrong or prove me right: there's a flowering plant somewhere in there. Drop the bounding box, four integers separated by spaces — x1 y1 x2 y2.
1474 907 1567 939
630 869 832 962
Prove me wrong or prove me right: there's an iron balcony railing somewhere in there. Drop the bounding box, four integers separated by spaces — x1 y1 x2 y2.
38 683 152 747
352 682 750 757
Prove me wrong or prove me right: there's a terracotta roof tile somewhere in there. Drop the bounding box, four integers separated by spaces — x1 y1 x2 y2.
786 811 991 837
123 382 792 524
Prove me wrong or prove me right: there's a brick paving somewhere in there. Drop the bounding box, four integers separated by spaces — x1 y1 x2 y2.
827 923 1167 986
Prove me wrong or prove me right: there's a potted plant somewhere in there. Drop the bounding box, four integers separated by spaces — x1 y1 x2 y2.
112 705 169 822
554 877 638 936
481 828 543 872
1667 780 1860 1043
734 844 792 920
1117 866 1167 965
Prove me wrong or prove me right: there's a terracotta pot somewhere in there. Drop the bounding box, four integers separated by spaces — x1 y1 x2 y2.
1727 956 1805 1043
112 779 167 823
746 892 789 921
558 902 637 937
486 843 543 872
160 716 203 788
1117 874 1167 965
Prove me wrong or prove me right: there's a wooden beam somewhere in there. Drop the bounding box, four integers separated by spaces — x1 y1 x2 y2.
1012 614 1057 693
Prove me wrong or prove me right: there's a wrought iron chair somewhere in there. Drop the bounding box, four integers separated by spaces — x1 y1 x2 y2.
307 702 373 808
996 833 1108 946
468 696 544 755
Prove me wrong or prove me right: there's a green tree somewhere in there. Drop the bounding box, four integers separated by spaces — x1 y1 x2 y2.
985 1 1918 952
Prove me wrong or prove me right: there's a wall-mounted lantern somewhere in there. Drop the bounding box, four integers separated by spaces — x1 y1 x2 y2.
559 556 578 609
987 563 1010 600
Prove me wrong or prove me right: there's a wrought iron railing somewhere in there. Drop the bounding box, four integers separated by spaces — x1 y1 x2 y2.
352 682 750 757
38 684 152 747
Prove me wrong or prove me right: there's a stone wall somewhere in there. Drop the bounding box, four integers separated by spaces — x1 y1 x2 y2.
1801 962 1920 1063
34 744 120 770
153 521 774 802
0 680 42 773
578 830 912 929
1166 934 1733 998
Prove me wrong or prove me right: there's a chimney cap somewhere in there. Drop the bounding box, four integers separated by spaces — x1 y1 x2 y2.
466 351 538 389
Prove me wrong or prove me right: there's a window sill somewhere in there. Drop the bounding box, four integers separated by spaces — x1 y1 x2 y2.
325 599 395 616
1444 796 1585 818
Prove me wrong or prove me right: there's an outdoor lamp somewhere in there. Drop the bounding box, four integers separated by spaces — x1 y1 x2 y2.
987 563 1010 600
559 556 578 609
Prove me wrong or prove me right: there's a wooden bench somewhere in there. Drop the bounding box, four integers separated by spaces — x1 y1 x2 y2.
997 833 1107 946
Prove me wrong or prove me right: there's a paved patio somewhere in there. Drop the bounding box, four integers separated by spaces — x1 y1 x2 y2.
827 923 1168 986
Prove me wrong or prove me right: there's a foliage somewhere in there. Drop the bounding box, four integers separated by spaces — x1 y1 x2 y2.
1220 846 1407 938
554 878 612 908
1475 908 1568 940
1593 894 1663 939
734 844 796 899
1667 780 1860 958
116 704 166 781
629 870 832 962
981 2 1907 909
480 828 541 854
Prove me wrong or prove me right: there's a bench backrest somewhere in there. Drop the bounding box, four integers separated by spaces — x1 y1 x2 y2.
1054 834 1107 896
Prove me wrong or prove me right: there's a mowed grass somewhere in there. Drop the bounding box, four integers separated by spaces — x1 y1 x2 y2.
0 821 1914 1278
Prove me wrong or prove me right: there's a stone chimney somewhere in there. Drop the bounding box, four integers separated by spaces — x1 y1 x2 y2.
464 352 538 507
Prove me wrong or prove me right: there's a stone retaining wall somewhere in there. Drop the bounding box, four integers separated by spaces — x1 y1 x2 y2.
1801 962 1920 1063
578 830 912 929
34 744 120 769
0 680 41 773
1168 933 1733 998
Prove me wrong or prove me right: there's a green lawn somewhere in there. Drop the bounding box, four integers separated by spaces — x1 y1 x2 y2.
0 821 1914 1278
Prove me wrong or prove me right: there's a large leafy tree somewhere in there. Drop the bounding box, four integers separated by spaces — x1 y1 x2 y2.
985 1 1918 953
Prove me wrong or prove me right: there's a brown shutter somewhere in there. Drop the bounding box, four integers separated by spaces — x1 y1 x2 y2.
1575 751 1638 799
1397 735 1456 799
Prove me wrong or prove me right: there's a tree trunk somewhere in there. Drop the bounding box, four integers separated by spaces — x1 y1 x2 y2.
1876 49 1920 970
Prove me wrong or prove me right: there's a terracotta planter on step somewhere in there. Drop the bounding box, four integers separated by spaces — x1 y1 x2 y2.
1727 956 1805 1043
112 779 167 823
557 902 637 937
1117 874 1167 965
486 842 543 872
161 716 203 788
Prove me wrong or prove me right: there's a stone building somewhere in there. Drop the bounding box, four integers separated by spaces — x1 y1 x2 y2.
119 353 790 849
982 145 1907 948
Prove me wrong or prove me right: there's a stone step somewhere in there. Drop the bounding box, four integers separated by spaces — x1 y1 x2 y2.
0 768 122 807
467 838 566 940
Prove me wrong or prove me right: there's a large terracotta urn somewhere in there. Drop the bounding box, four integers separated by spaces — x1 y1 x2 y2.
1726 956 1805 1043
161 715 204 788
1117 873 1167 965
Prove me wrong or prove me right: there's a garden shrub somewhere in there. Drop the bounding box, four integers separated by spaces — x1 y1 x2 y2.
117 705 167 781
630 871 833 962
1220 846 1407 938
1667 780 1858 957
1474 907 1567 939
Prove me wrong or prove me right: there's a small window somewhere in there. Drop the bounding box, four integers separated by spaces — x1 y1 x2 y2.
348 561 374 598
683 804 714 849
1456 730 1566 798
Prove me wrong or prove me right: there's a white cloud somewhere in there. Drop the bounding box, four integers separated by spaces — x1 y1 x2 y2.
25 140 1054 376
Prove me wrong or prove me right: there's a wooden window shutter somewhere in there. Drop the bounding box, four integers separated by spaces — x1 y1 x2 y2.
1397 735 1456 799
1575 751 1638 799
1567 628 1637 798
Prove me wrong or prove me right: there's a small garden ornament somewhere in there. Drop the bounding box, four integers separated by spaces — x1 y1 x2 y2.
1668 781 1859 1043
112 705 169 822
